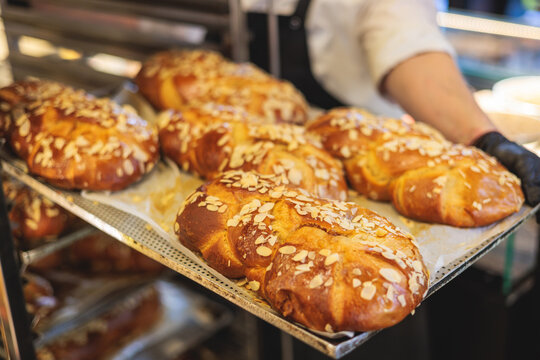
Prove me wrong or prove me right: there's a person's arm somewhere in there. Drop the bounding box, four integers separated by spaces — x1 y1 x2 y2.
382 52 496 144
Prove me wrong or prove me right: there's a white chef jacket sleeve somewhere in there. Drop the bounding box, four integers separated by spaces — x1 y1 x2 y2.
360 0 455 89
306 0 455 114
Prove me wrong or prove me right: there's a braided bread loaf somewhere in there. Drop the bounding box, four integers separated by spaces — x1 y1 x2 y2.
0 79 159 191
37 285 161 360
9 186 72 247
135 50 309 124
66 231 164 274
23 273 58 327
307 108 524 227
176 171 428 332
158 104 347 200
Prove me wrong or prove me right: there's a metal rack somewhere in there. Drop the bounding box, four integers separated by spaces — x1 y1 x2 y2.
1 153 537 359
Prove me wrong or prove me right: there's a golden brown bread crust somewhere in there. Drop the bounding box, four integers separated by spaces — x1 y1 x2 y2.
158 105 347 200
66 232 164 274
307 108 524 227
23 273 58 326
135 50 309 124
176 171 428 332
9 187 72 247
0 79 160 191
37 286 161 360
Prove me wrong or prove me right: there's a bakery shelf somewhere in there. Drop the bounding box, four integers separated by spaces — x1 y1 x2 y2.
19 226 98 269
35 278 233 360
1 154 537 359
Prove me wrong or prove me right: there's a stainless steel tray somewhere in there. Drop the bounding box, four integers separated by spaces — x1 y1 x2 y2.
2 156 537 359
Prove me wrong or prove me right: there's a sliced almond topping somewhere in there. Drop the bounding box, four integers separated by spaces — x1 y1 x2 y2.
398 294 407 307
341 146 351 158
258 202 275 213
375 228 388 237
45 208 60 218
324 278 333 287
248 280 260 291
267 235 278 246
256 246 272 257
288 168 303 185
379 268 402 283
292 250 308 262
411 260 424 273
360 282 376 300
309 274 324 289
25 218 38 230
386 284 395 301
324 253 339 266
254 235 266 245
352 278 361 288
279 245 296 255
352 268 362 276
253 213 267 223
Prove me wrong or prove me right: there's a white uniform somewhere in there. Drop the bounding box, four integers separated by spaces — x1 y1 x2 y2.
242 0 454 117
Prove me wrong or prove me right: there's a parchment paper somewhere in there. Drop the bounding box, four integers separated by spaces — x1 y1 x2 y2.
82 163 533 280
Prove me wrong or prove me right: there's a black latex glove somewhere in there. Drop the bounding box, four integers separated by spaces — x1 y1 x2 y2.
474 131 540 222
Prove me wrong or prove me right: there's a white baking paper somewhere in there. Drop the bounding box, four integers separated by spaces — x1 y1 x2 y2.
82 164 534 280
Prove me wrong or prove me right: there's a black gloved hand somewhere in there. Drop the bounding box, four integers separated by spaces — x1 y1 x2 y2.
474 131 540 222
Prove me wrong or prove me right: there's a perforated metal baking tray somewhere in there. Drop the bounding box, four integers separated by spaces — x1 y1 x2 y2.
2 156 537 359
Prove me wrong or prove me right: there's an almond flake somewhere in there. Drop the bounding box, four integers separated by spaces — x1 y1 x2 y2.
248 280 260 291
256 246 272 257
375 228 388 237
253 211 269 223
360 282 376 300
379 268 401 283
258 202 275 213
324 253 339 266
254 235 266 245
279 246 296 255
292 250 308 262
352 278 361 288
309 274 324 289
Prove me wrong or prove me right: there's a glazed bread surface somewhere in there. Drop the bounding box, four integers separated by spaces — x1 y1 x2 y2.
135 50 309 124
9 186 72 246
307 108 524 227
0 79 159 191
176 170 428 332
158 105 347 200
